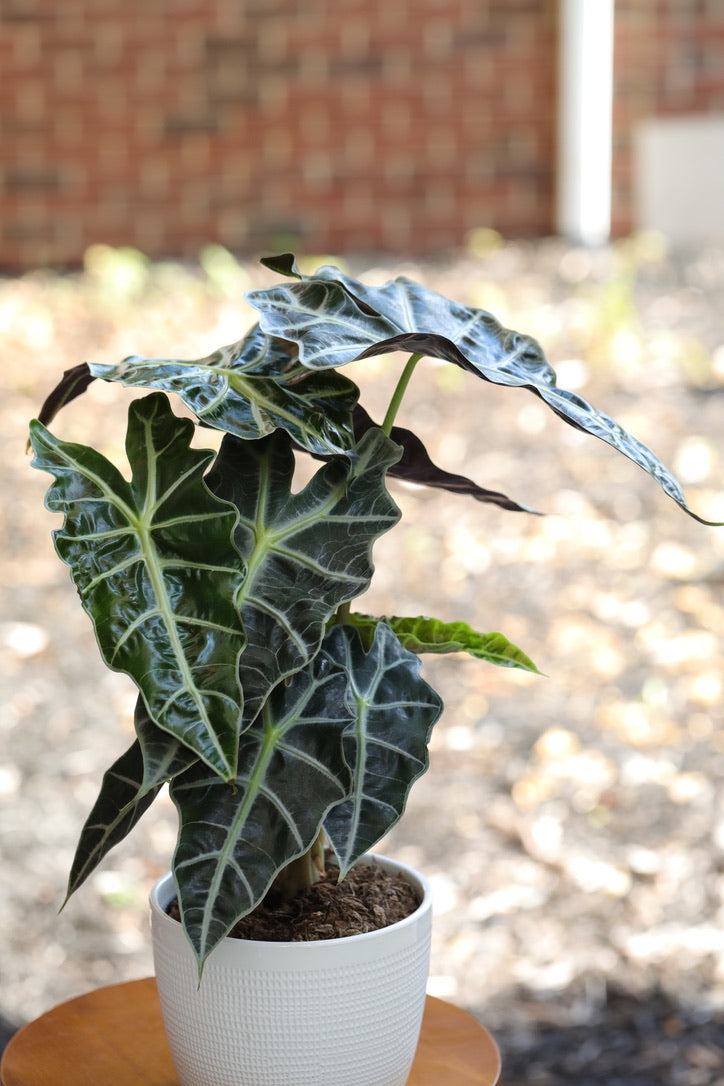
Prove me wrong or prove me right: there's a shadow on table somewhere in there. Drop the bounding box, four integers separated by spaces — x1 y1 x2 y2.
475 983 724 1086
0 1015 18 1057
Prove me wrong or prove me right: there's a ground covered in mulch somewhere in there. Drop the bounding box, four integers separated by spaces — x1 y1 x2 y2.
2 236 724 1082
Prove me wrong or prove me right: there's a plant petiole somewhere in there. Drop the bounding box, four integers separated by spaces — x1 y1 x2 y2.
381 353 423 436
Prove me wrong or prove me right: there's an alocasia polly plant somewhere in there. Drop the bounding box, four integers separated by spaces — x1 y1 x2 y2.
30 254 720 969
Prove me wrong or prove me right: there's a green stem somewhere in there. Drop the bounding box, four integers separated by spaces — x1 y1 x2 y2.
381 353 423 436
334 354 423 628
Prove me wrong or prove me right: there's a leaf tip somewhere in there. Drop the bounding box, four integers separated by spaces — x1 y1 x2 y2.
260 253 302 279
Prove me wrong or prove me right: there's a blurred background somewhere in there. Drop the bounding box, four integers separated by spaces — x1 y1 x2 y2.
2 2 724 1083
1 0 723 269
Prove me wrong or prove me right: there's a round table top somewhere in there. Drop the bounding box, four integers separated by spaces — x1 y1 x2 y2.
1 977 500 1085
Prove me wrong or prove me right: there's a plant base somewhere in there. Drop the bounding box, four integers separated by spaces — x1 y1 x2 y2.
150 855 433 1086
166 857 420 941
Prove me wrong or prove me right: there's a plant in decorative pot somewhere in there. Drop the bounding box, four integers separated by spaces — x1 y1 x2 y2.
29 254 719 1086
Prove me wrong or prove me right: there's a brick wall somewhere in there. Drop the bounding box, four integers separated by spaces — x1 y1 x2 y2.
0 0 557 269
0 1 721 270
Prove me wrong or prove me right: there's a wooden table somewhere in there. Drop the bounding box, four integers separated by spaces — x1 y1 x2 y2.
1 978 501 1085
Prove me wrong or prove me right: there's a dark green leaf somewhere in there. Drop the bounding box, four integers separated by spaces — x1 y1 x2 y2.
346 614 541 673
249 263 720 524
171 653 353 965
207 426 402 728
29 392 247 779
260 253 303 279
89 324 359 457
322 623 443 873
65 698 198 900
246 280 401 368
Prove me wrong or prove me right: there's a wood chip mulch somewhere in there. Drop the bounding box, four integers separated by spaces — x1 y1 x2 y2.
166 861 420 942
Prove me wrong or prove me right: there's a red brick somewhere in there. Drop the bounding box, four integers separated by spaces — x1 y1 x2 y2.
0 1 721 268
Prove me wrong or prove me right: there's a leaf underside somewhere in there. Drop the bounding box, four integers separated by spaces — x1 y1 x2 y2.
352 405 538 513
66 697 198 899
36 362 96 429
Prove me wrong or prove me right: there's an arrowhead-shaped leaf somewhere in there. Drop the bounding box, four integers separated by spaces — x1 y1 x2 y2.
322 623 443 874
249 260 719 524
345 614 541 673
65 698 198 899
88 323 359 457
29 392 247 778
207 426 402 728
170 653 353 965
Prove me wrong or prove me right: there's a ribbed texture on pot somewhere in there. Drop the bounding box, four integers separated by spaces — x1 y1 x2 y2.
150 856 433 1086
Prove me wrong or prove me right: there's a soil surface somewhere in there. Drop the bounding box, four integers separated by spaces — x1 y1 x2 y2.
2 237 724 1082
167 860 419 942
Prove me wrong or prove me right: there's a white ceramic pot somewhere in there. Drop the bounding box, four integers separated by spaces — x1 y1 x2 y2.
150 854 433 1086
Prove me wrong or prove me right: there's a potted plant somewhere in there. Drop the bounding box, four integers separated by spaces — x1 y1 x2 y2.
29 254 719 1086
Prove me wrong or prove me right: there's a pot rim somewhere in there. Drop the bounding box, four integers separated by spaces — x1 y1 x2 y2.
149 852 432 950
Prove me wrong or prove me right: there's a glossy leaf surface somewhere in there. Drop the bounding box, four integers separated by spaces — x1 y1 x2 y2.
29 393 247 778
171 652 353 965
66 699 197 899
322 623 443 874
246 279 401 368
249 261 718 523
207 427 402 728
89 324 359 457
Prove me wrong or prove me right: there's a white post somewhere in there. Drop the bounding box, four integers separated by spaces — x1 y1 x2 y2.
557 0 615 246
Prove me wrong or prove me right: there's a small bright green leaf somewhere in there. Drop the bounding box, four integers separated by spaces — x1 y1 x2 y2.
346 613 541 673
322 623 443 874
171 653 353 966
65 742 156 902
133 694 200 792
89 323 359 457
29 393 247 779
207 426 402 728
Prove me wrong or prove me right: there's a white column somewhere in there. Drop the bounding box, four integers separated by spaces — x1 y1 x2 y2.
557 0 615 246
